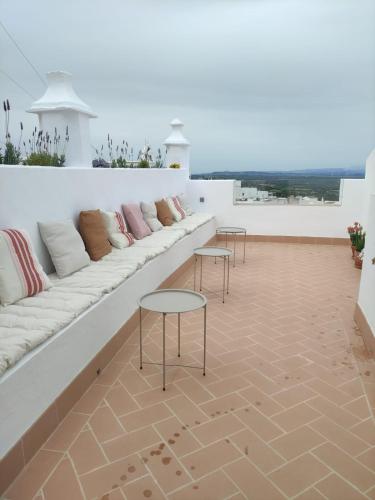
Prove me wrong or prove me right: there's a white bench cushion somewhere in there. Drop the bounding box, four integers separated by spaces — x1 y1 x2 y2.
0 217 213 376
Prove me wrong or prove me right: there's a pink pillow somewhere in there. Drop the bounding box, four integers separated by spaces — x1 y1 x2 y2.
122 204 152 240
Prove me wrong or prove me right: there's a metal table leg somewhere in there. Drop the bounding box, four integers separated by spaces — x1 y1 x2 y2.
222 255 226 303
200 255 203 291
233 232 236 267
193 255 196 290
139 306 143 370
243 231 246 263
162 313 166 391
177 313 181 357
227 255 230 294
203 304 207 376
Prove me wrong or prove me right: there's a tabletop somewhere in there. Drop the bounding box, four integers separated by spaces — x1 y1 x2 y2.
194 246 232 257
216 226 246 233
139 288 206 313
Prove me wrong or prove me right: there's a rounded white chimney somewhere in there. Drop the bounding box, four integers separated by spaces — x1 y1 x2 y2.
164 118 191 175
28 71 97 167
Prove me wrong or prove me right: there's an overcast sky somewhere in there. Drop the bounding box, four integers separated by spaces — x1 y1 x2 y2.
1 0 374 173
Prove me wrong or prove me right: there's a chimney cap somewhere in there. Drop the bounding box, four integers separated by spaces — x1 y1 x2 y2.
28 71 97 118
164 117 190 146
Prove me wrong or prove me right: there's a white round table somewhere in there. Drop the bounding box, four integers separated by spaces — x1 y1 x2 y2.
193 246 232 303
138 289 207 391
216 226 247 267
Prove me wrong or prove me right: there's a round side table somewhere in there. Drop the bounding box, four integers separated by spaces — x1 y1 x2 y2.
138 289 207 391
216 226 247 267
193 246 232 303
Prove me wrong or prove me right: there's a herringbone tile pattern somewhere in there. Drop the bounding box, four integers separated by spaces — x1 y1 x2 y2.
5 243 375 499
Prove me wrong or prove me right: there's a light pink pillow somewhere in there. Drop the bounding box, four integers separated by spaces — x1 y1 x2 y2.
122 204 152 240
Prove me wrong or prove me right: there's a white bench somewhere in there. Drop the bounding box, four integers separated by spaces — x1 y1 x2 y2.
0 166 216 460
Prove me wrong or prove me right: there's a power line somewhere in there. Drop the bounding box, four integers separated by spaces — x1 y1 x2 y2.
0 19 46 87
0 68 36 100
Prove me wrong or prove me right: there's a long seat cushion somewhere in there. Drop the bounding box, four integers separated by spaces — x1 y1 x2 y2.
165 213 214 234
0 217 214 375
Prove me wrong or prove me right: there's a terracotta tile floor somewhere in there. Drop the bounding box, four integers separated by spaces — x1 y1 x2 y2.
5 242 375 500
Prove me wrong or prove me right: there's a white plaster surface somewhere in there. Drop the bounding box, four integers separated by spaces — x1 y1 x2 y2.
0 166 188 273
187 178 365 239
358 149 375 340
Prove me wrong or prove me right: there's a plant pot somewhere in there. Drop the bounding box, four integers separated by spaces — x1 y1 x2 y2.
351 245 356 259
354 252 363 269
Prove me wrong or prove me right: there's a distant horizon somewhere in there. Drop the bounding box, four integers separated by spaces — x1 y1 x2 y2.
192 165 366 176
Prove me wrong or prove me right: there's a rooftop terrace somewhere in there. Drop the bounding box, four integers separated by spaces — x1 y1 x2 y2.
4 241 375 500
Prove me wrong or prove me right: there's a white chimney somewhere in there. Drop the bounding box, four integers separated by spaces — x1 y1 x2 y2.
164 118 191 176
28 71 97 167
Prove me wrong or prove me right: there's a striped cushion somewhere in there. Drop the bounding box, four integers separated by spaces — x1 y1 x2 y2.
166 197 183 222
172 196 186 220
0 229 51 306
101 211 135 249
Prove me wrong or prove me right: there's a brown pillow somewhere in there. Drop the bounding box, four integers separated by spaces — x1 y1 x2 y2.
155 199 174 226
79 210 111 261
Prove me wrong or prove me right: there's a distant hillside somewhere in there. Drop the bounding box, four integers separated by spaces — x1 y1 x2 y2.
191 167 365 201
192 167 365 179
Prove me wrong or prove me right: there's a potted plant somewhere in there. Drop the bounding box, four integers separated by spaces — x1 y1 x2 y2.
354 231 365 269
169 162 181 169
347 222 362 259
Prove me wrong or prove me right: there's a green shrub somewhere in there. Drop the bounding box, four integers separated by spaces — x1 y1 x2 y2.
111 156 127 168
2 142 21 165
138 159 150 168
25 152 65 167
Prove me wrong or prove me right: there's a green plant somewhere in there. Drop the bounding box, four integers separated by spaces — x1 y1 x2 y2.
23 126 68 167
138 159 150 168
347 222 364 249
1 99 22 165
3 141 21 165
111 156 127 168
94 136 164 168
355 232 366 253
25 152 65 167
154 148 164 168
169 162 181 169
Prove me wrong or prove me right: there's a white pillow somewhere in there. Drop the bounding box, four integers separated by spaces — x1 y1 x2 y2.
101 211 135 249
0 229 51 306
178 193 193 216
39 220 90 278
166 197 182 222
141 201 163 232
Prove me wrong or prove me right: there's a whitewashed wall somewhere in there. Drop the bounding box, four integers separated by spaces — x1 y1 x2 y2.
357 149 375 342
0 166 187 273
187 178 365 239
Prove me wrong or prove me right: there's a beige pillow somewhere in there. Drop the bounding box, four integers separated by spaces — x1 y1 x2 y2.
141 202 163 232
39 220 90 278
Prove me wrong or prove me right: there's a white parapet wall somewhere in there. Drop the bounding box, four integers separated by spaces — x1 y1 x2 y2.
0 166 188 272
187 178 366 239
357 149 375 346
